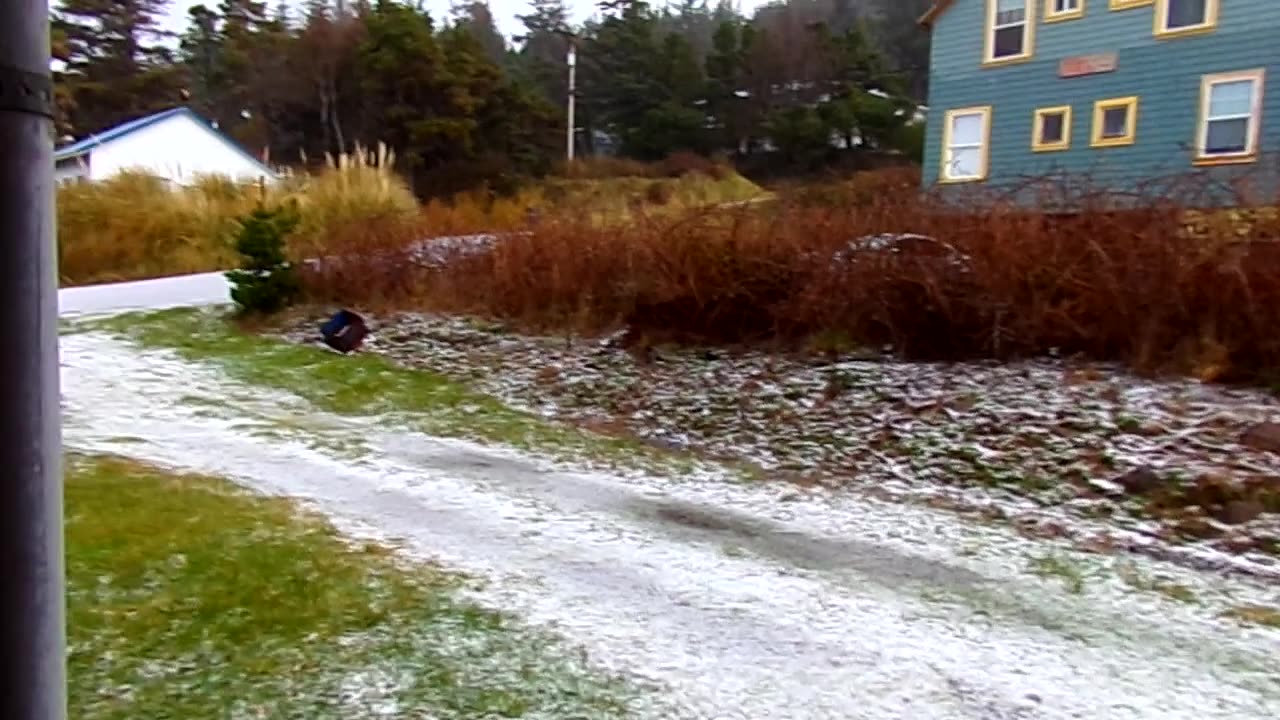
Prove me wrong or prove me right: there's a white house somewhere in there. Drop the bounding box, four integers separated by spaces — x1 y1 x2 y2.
54 107 277 185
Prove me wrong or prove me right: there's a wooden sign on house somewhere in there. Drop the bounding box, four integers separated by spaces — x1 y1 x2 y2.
1058 52 1119 79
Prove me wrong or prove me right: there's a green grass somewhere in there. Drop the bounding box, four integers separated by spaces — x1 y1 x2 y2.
67 454 633 719
76 307 696 475
1224 605 1280 630
1028 552 1088 595
1115 561 1199 604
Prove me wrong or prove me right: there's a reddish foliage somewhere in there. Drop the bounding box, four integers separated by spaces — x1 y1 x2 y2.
298 173 1280 381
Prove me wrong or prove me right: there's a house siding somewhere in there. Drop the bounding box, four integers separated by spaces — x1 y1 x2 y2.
87 113 274 185
923 0 1280 204
55 156 89 184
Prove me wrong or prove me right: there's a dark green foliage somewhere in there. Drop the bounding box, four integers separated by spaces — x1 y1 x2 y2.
52 0 185 136
894 122 927 164
767 107 833 169
226 205 300 315
52 0 931 188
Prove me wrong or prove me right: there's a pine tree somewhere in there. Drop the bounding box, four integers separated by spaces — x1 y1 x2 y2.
180 4 221 117
516 0 570 36
54 0 185 136
515 0 573 108
226 205 301 315
582 0 663 146
451 1 507 65
178 1 291 151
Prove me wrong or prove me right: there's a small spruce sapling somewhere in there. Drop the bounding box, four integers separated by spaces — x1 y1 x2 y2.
226 204 301 314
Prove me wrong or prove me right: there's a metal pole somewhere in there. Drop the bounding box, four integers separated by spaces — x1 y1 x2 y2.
0 0 67 719
566 42 576 163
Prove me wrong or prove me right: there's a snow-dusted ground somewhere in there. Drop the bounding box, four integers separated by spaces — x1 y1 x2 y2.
57 279 1280 719
296 314 1280 579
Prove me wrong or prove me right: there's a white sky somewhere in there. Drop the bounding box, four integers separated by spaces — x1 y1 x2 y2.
159 1 762 40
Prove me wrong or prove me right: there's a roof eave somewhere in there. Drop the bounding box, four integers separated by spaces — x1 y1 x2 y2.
918 0 956 28
53 148 89 162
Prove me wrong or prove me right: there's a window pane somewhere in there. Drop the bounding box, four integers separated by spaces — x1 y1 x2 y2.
1167 0 1207 29
1054 0 1079 11
1040 113 1065 144
993 25 1025 57
950 114 983 145
996 0 1026 24
1205 118 1249 154
948 147 982 178
1102 107 1129 138
1208 79 1254 118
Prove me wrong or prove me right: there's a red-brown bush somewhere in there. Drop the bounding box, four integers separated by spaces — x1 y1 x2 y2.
298 174 1280 382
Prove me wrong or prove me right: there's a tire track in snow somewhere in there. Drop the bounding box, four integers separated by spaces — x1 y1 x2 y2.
60 331 1280 720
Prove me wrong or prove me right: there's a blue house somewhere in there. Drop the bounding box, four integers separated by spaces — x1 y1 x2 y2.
919 0 1280 205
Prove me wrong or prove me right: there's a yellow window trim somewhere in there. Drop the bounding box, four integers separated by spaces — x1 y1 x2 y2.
1154 0 1219 40
1193 68 1265 166
1109 0 1152 9
939 106 993 184
1045 0 1085 23
1032 105 1072 152
983 0 1038 68
1090 96 1139 148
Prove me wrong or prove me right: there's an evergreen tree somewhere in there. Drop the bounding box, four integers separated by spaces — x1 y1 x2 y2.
179 4 222 117
226 204 302 315
451 1 507 66
54 0 185 136
48 0 936 186
704 18 754 152
515 0 573 108
581 0 663 151
875 0 933 100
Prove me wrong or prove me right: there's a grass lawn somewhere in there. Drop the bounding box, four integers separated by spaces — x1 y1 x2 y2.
74 307 698 476
67 454 633 719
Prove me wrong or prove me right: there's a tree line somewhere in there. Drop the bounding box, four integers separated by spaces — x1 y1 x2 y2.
51 0 932 196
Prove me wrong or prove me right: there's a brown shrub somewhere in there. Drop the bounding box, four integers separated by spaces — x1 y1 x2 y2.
658 151 722 179
645 180 675 206
299 169 1280 382
557 156 656 180
557 152 732 181
778 166 923 208
296 215 428 309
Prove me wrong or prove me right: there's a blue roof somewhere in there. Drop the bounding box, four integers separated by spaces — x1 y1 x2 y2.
54 106 277 177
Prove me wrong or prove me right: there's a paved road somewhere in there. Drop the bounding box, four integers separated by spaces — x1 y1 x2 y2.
57 275 1280 720
59 270 230 317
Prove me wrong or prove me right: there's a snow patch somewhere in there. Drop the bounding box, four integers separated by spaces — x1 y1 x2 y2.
60 330 1280 720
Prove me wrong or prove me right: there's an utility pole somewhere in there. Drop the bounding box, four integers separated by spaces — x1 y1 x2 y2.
0 1 66 719
566 40 577 163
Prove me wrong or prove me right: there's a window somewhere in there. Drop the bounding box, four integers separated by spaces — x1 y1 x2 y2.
1046 0 1084 22
1155 0 1218 38
1090 97 1138 147
984 0 1036 65
1033 106 1072 151
941 107 992 182
1196 69 1265 164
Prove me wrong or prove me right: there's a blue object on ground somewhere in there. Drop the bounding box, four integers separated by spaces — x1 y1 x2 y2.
320 309 368 354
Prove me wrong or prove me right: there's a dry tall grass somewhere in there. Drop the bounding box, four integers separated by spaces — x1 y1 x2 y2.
301 170 1280 382
415 167 765 235
57 144 419 286
58 147 760 286
58 172 256 285
288 144 420 256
